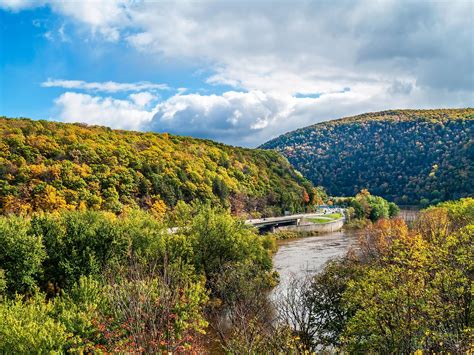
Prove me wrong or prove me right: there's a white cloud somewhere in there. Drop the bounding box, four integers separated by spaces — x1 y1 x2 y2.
129 92 157 107
146 85 473 147
52 85 473 147
49 0 132 42
119 1 473 94
12 1 473 92
0 0 131 40
149 91 291 143
42 79 169 93
146 89 371 146
7 0 472 145
54 92 156 131
0 0 45 11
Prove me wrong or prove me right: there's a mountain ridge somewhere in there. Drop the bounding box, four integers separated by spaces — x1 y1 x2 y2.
0 116 318 216
261 108 474 205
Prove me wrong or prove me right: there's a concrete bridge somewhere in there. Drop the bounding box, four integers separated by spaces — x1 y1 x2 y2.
168 210 345 234
245 212 332 233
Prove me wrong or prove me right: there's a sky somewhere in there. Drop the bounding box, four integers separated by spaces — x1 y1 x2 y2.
0 0 473 147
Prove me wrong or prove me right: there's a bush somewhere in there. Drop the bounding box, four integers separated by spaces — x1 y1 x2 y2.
0 206 280 352
0 269 6 299
0 294 70 352
209 262 296 353
0 215 45 295
31 210 130 291
102 261 209 352
53 275 107 351
388 202 400 217
185 206 272 284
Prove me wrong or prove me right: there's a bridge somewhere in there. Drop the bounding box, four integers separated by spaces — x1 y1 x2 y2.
167 210 345 234
245 212 335 232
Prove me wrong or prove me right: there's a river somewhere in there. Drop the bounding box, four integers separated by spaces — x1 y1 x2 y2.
272 210 417 296
272 229 359 297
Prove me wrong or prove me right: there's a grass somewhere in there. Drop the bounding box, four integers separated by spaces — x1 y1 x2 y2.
307 212 343 224
328 213 343 219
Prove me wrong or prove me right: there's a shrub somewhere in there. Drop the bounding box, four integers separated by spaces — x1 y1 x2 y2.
185 206 272 283
0 294 70 352
53 275 107 351
30 210 130 291
0 215 45 294
102 261 209 352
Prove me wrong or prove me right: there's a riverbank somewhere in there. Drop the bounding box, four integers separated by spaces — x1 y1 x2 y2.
274 217 344 236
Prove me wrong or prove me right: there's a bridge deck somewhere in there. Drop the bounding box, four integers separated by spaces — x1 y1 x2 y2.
246 212 329 227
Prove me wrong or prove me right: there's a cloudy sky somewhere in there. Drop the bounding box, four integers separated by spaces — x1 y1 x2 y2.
1 0 473 147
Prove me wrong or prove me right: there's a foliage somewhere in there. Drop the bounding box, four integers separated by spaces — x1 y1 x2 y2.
0 293 71 353
262 109 474 205
102 261 209 353
0 117 319 216
285 198 473 352
277 260 362 350
0 215 46 295
30 210 131 292
208 262 303 353
53 275 108 351
335 189 398 222
0 269 6 298
0 205 281 351
182 205 273 285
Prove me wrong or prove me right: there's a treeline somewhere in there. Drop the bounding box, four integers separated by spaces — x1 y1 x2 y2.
261 109 474 206
0 117 323 217
277 198 473 352
0 204 297 352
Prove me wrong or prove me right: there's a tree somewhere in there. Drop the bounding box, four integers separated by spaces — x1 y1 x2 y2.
212 177 229 205
0 116 317 216
388 202 400 217
102 260 208 353
278 199 473 352
149 196 167 219
260 109 474 205
276 259 362 351
185 206 272 284
209 262 300 353
31 210 129 291
0 216 45 295
0 294 70 353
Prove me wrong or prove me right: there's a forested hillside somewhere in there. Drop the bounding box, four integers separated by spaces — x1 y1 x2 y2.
0 117 319 216
262 109 474 205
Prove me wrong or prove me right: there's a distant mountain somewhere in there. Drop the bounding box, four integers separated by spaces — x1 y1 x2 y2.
0 117 317 216
261 109 474 205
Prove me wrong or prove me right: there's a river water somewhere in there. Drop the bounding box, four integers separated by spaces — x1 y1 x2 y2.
272 229 359 297
272 210 417 296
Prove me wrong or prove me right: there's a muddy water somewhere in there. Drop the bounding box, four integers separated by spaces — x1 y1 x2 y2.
272 229 359 296
272 210 417 296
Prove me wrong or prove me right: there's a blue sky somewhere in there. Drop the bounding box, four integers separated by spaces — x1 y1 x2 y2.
1 0 473 147
0 5 222 117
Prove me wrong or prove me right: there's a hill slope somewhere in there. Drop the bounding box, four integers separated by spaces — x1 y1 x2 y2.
261 109 474 205
0 117 317 216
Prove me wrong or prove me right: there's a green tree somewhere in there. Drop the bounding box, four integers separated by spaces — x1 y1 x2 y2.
0 294 70 353
388 202 400 217
31 210 129 291
184 206 272 286
0 216 45 294
212 177 230 205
